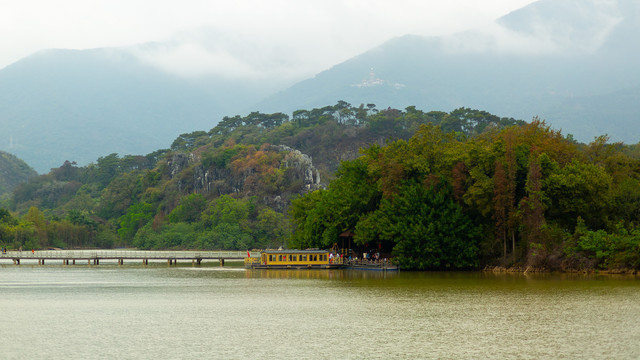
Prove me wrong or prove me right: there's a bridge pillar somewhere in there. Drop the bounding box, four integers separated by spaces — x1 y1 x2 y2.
118 259 123 265
197 259 202 265
143 259 148 265
220 259 225 267
73 259 75 265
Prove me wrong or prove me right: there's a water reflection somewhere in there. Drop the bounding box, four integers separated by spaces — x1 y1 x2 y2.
244 268 400 280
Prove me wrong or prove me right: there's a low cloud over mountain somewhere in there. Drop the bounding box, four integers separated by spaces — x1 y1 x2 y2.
256 0 640 143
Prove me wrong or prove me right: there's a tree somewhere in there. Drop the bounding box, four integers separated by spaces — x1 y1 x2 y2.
544 159 613 230
520 154 547 265
118 202 154 241
23 206 48 248
171 131 209 151
493 160 509 260
370 179 479 270
168 193 207 224
88 153 121 188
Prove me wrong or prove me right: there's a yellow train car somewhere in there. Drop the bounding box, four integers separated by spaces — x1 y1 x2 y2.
244 249 345 269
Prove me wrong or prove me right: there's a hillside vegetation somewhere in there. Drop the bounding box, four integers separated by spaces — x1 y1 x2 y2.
291 120 640 271
0 151 37 195
3 103 640 271
0 104 520 252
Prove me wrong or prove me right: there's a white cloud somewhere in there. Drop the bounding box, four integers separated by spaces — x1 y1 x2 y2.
0 0 538 77
441 0 624 55
133 42 260 79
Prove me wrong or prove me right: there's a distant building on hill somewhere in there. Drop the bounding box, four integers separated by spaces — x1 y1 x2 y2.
352 67 405 89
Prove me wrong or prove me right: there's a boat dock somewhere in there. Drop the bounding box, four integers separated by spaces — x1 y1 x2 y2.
347 260 399 271
0 250 259 266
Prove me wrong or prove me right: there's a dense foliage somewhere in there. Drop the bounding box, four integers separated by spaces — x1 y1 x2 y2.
3 101 638 271
290 121 640 271
2 103 521 255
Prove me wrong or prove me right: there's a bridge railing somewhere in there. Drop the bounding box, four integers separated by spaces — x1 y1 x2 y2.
0 250 259 259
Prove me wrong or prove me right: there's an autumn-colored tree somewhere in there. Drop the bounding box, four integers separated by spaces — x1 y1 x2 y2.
493 160 509 260
520 154 546 265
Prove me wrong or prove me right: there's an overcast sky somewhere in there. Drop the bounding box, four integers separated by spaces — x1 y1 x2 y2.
0 0 538 78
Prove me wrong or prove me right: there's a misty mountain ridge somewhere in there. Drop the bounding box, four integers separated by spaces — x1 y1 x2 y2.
1 0 639 174
0 46 280 173
257 0 640 143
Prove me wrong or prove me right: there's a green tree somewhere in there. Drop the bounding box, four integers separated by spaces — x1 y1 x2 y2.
370 179 479 270
23 206 48 248
544 159 612 230
254 208 289 249
168 193 207 223
118 202 154 241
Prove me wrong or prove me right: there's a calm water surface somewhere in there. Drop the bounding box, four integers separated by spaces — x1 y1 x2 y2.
1 262 638 359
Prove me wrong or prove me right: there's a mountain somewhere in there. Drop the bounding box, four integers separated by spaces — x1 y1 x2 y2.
0 151 37 195
543 85 640 141
0 48 272 173
255 0 640 144
2 0 638 174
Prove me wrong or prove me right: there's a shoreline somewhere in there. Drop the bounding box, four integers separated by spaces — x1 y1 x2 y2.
483 265 639 275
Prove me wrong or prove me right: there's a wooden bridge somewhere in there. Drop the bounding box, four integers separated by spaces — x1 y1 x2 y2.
0 250 259 266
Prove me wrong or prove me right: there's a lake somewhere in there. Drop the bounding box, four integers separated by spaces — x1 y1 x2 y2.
1 262 638 359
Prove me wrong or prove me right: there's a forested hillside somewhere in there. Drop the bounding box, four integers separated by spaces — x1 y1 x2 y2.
0 103 521 254
0 151 37 195
290 120 640 271
3 103 639 271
